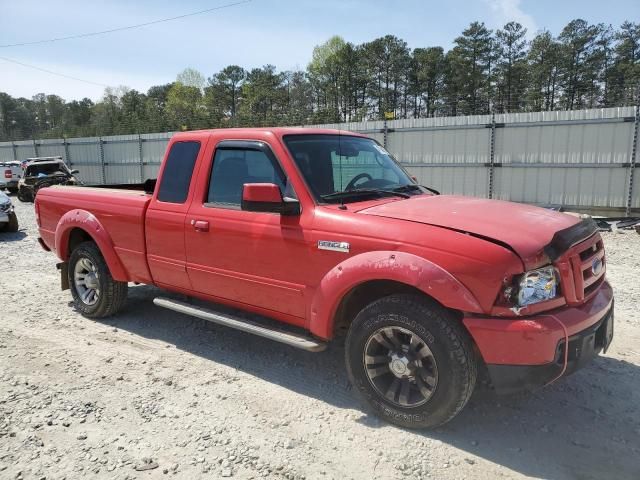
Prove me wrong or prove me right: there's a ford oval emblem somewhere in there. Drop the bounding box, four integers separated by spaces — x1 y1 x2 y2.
592 258 603 276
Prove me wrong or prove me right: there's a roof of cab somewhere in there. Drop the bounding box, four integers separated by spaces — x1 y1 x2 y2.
172 127 367 139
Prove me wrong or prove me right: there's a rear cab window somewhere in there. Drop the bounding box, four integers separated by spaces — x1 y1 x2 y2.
157 141 201 203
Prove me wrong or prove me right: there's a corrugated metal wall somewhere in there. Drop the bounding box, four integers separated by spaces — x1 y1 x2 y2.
0 107 638 213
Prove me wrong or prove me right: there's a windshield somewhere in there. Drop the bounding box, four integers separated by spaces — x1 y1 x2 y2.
284 134 417 203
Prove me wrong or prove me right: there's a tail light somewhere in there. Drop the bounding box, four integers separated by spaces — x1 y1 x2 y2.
4 169 11 179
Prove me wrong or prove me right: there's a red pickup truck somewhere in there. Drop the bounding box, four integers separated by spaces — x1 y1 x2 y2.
35 128 614 428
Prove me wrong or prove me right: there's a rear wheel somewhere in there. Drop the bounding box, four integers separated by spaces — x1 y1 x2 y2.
68 241 128 318
345 294 477 429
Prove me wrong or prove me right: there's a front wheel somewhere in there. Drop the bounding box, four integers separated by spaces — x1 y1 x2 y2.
6 212 18 232
345 294 477 429
17 188 32 203
68 241 128 318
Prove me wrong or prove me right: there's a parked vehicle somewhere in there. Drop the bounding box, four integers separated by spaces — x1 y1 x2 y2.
34 128 614 428
0 160 22 193
0 190 18 232
17 157 80 202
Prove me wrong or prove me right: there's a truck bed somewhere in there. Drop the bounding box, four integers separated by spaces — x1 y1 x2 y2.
36 185 153 283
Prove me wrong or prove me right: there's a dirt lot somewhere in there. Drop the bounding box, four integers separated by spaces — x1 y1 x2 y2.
1 198 639 480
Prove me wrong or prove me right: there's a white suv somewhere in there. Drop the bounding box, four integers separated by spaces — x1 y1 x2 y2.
0 161 22 193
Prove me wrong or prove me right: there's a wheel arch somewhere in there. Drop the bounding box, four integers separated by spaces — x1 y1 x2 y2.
308 251 482 340
55 209 128 282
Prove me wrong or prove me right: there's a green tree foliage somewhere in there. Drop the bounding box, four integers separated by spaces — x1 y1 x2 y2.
495 22 528 112
557 19 606 109
176 68 206 90
166 82 206 130
206 65 246 122
1 19 639 141
526 31 562 111
447 22 495 115
410 47 445 117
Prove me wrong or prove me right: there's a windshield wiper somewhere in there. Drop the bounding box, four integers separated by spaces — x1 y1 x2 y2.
392 184 440 195
321 188 410 202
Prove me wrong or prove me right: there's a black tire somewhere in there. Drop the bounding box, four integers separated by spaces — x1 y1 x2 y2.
6 212 18 232
68 241 128 318
17 188 32 203
8 187 18 194
345 294 477 429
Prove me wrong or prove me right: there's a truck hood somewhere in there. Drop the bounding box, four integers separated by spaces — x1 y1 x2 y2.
357 195 580 268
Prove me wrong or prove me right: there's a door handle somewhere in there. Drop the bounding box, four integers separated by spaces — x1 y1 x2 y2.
191 219 209 232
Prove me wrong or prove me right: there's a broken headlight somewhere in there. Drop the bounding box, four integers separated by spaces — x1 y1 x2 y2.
512 266 559 307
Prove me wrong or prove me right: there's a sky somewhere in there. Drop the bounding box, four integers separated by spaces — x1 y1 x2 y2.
0 0 638 101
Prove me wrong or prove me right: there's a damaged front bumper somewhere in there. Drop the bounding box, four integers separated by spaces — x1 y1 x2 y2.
464 281 614 394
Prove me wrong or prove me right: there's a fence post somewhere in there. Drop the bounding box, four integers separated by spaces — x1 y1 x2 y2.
488 113 496 199
11 141 17 160
626 105 639 217
33 138 39 157
138 133 144 183
383 117 388 148
98 137 106 185
63 138 71 166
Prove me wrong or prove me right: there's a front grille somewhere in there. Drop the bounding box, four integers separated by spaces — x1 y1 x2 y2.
556 234 605 305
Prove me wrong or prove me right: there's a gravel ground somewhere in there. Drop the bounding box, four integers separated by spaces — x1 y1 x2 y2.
1 198 639 480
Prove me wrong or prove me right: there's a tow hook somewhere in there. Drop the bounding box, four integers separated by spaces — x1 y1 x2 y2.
56 262 70 291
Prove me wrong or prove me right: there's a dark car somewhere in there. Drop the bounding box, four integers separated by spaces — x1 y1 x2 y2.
17 157 81 202
0 190 18 232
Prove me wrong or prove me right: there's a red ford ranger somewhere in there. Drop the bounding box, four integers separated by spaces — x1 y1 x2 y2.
35 128 614 428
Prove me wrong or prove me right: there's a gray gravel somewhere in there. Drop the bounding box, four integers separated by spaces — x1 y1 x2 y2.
1 198 639 479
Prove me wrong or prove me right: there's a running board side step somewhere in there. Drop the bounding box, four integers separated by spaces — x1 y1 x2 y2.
153 297 327 352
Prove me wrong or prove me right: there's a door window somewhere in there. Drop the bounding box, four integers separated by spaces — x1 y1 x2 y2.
206 147 291 206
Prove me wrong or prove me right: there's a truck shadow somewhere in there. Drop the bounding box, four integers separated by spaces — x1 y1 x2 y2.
0 230 27 242
103 284 640 480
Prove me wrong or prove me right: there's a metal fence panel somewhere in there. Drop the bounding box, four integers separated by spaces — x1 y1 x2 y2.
0 107 637 214
495 121 633 165
492 108 636 209
106 164 141 184
390 128 490 165
0 144 14 162
408 165 489 197
141 133 172 166
13 141 36 161
493 166 630 208
74 165 104 185
66 137 102 184
36 139 66 159
103 134 141 165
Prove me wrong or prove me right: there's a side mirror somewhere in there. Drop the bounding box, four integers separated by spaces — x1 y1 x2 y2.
241 183 300 216
70 169 79 174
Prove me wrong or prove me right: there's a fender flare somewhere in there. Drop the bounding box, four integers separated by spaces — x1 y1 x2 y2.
55 209 128 282
308 250 482 339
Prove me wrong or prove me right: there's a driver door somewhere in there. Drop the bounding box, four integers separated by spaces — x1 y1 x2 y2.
184 140 308 325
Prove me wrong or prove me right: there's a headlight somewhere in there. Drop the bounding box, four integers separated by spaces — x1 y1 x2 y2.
514 266 559 306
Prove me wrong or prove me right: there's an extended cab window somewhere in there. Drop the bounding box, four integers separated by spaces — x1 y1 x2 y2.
157 141 201 203
207 147 289 206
